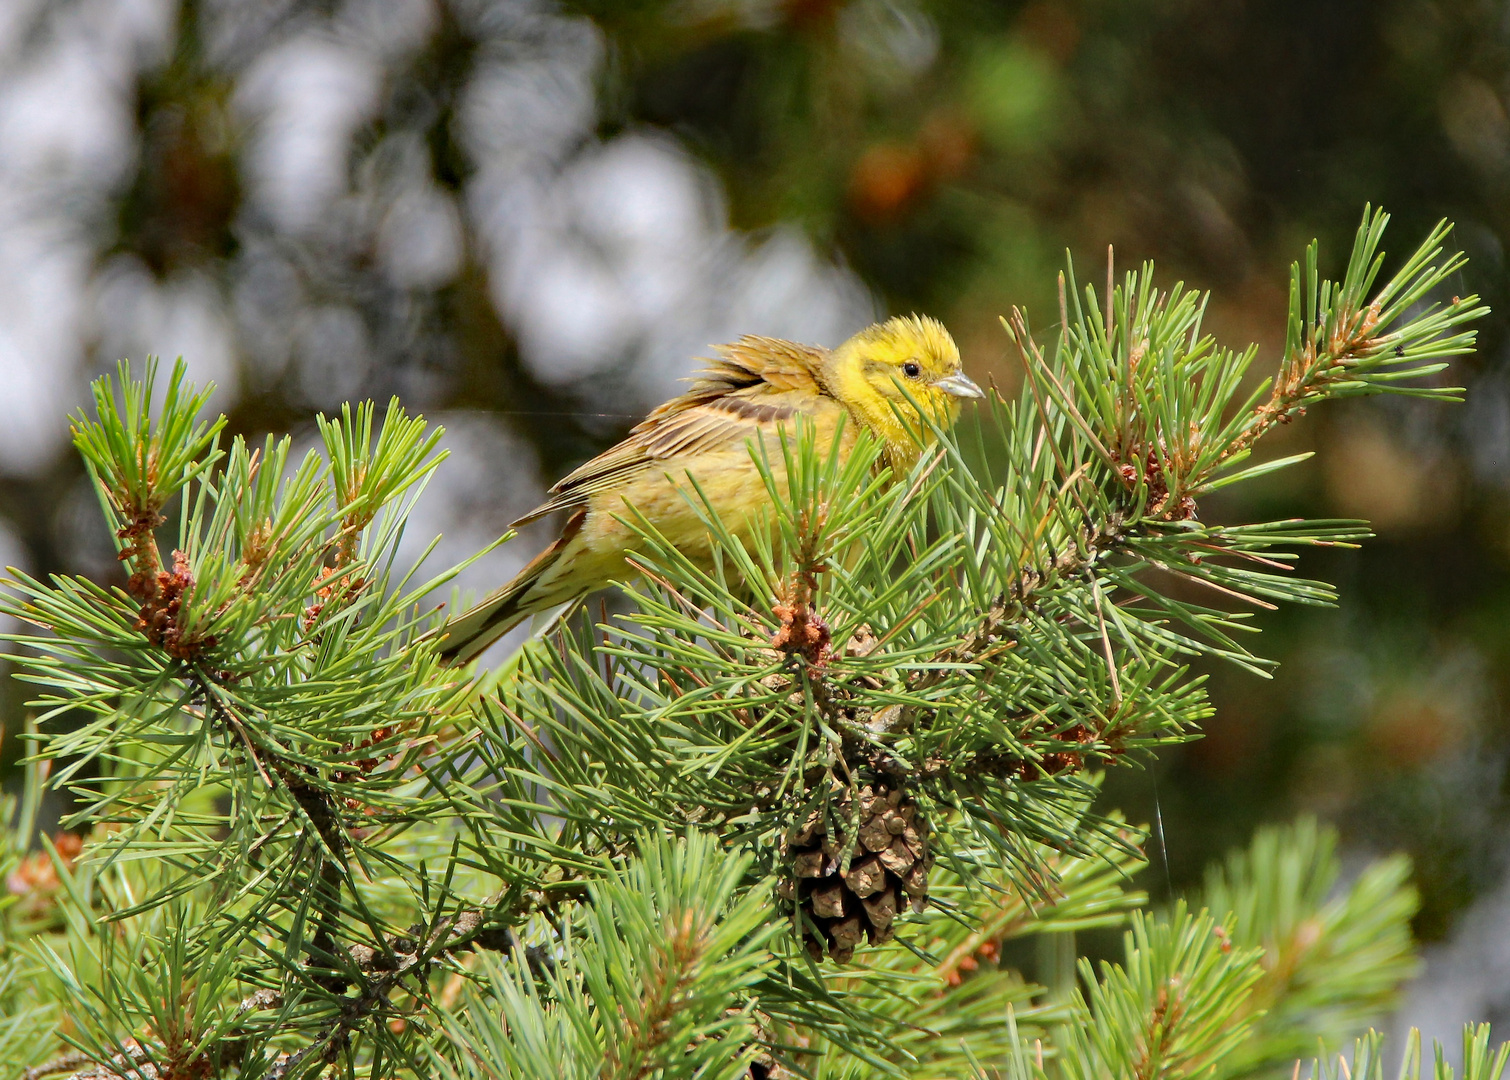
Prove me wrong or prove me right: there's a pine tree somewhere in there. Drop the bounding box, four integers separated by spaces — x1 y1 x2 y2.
0 207 1495 1078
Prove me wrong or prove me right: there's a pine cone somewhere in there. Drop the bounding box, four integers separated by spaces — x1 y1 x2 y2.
778 781 931 963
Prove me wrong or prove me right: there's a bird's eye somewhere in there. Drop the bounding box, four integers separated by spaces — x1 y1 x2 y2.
902 361 922 379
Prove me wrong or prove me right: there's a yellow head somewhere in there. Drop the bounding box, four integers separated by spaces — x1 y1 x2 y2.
822 314 982 466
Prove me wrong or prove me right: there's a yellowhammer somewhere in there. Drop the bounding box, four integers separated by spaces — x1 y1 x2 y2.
435 314 980 664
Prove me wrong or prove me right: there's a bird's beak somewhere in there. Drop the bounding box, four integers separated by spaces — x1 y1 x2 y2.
935 372 985 399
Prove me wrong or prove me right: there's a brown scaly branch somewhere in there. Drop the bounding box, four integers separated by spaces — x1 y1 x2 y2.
23 1052 93 1080
1220 285 1479 469
1222 298 1390 462
103 446 217 661
331 458 371 569
769 502 834 670
24 1047 151 1080
116 507 165 600
128 549 218 660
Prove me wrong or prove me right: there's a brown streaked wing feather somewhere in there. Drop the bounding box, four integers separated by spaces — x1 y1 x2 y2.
699 337 827 394
509 338 828 528
509 397 790 527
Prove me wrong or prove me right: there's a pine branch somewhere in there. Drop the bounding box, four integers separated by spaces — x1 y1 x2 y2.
0 207 1490 1077
1202 819 1419 1078
257 905 523 1080
1055 903 1268 1080
432 833 776 1080
1301 1027 1510 1080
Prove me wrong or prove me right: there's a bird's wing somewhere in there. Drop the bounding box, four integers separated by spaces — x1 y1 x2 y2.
510 338 829 527
688 336 830 396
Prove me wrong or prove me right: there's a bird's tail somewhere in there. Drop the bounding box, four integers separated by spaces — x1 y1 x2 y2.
432 511 585 666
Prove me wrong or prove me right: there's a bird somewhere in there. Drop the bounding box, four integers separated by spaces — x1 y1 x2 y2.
433 314 982 665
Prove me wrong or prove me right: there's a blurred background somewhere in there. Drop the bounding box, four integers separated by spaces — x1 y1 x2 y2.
0 0 1507 1037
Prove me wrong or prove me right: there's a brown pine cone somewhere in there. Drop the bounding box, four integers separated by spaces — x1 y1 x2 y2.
778 780 931 963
